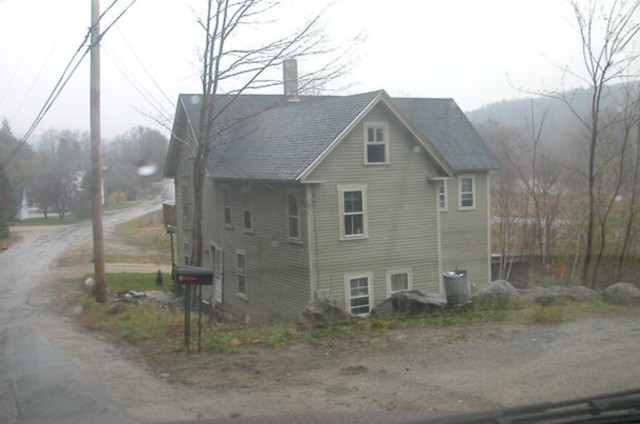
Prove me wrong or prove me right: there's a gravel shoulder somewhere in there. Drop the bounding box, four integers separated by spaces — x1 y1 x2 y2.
13 221 640 421
148 313 640 417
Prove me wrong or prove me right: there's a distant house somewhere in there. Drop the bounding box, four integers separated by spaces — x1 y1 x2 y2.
164 61 499 323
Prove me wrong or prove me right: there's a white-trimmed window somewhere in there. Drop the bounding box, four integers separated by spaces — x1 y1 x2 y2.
459 175 476 210
236 250 247 299
223 189 232 226
338 184 368 240
387 269 413 297
437 180 448 211
287 194 301 241
345 273 372 316
242 188 252 232
364 122 389 164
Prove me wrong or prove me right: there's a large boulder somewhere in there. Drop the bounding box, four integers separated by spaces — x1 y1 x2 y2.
566 285 601 302
372 290 447 318
473 280 519 305
299 299 351 328
603 283 640 305
520 285 601 305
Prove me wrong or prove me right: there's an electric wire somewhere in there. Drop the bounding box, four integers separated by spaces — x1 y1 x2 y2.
9 13 78 125
116 27 176 110
1 0 139 166
0 4 50 107
102 45 173 124
100 0 140 43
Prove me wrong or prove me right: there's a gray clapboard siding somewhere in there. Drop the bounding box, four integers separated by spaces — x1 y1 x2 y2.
209 182 310 322
439 173 491 287
197 177 219 301
306 103 443 309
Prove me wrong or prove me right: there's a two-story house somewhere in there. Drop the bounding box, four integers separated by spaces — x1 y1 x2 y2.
164 61 499 323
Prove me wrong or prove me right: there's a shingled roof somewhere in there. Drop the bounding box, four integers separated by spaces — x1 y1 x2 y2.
393 98 499 172
165 90 498 181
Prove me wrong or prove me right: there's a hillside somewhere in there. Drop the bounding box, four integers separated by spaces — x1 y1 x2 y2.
465 84 634 164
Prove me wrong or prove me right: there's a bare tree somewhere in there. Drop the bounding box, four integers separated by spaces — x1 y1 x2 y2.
616 92 640 279
538 0 640 287
477 120 526 280
181 0 353 266
33 129 88 221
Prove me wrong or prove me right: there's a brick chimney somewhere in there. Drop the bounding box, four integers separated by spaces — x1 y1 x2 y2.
283 59 299 101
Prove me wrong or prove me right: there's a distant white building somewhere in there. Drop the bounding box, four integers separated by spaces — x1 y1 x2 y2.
15 190 28 221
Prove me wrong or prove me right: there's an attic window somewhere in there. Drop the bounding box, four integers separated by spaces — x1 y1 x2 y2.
364 122 388 164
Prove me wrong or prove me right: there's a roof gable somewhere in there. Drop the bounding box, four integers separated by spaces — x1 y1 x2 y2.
205 91 382 180
165 90 498 181
297 91 453 181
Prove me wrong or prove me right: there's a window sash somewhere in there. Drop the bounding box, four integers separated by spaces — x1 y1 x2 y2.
344 213 364 236
338 185 367 239
460 177 475 208
223 190 232 225
348 277 371 315
390 273 409 293
367 144 386 163
243 191 252 230
437 180 447 210
343 191 363 236
365 124 387 163
287 194 300 239
237 252 247 296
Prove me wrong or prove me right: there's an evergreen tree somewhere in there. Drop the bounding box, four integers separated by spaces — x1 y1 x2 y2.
0 164 15 238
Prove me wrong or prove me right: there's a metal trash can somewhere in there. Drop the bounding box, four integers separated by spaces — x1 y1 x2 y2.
443 271 470 306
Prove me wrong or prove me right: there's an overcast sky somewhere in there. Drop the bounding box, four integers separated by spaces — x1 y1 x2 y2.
0 0 583 140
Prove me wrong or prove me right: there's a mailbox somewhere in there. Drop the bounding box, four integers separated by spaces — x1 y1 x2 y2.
173 265 213 286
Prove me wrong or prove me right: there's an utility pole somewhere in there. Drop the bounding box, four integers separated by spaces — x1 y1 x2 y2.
91 0 107 303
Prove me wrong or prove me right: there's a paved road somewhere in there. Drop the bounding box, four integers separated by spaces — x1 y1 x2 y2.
0 201 176 424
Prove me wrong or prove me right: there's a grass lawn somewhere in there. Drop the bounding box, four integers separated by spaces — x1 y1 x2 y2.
104 200 142 213
73 272 640 354
110 210 171 264
104 271 167 292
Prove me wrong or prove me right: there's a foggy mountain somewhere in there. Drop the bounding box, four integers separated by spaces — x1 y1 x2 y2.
466 84 636 165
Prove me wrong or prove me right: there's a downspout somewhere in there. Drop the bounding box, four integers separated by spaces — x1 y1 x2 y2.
486 172 492 285
306 185 318 300
435 180 444 294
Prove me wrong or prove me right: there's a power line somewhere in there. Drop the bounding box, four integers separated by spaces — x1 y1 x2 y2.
102 45 172 122
0 5 52 108
116 27 175 109
1 0 140 166
100 0 139 42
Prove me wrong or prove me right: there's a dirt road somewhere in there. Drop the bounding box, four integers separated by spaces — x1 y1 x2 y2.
1 205 223 424
6 207 640 422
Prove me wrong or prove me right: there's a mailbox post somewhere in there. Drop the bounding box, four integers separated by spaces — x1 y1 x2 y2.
173 265 213 354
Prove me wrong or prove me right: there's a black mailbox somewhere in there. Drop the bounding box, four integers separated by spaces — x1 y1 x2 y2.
173 265 213 286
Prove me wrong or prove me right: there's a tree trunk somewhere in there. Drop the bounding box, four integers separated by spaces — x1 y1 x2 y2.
616 107 640 281
583 90 600 288
190 156 205 267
